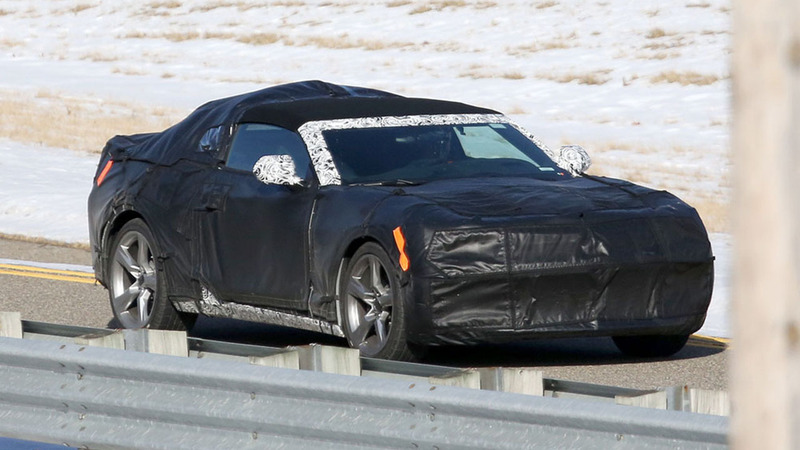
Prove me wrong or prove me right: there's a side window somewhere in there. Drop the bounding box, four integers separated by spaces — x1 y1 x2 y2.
226 124 311 178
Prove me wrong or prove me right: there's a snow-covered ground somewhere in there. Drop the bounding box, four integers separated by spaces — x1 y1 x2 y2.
0 0 731 337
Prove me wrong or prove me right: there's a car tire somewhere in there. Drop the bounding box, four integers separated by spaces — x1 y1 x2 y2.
612 334 690 358
341 242 417 361
107 218 196 330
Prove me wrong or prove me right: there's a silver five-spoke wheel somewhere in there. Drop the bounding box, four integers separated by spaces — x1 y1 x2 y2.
110 229 157 327
342 243 415 360
107 219 194 330
345 253 393 355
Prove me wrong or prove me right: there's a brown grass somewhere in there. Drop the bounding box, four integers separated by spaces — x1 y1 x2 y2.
0 233 91 251
186 1 267 12
147 1 182 8
111 66 147 76
387 0 412 6
81 51 120 63
69 4 95 14
409 0 467 14
636 51 681 60
123 29 416 51
540 70 611 85
688 196 729 232
508 39 572 55
163 31 201 42
508 32 578 55
646 28 672 39
686 2 711 7
0 89 185 153
536 1 558 9
0 38 24 48
650 70 722 86
236 32 281 46
189 2 236 12
502 72 526 80
458 65 527 80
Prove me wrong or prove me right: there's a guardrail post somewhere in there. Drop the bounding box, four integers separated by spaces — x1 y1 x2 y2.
666 385 730 416
666 385 690 412
123 329 188 356
295 344 360 376
0 312 22 338
75 330 125 349
479 368 544 396
615 391 667 410
250 350 301 370
689 389 730 417
430 369 481 389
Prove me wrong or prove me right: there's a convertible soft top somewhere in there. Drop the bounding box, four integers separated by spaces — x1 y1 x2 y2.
105 80 496 166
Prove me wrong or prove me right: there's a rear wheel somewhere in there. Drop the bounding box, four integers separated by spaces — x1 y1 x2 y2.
107 219 195 330
612 334 690 358
341 243 416 360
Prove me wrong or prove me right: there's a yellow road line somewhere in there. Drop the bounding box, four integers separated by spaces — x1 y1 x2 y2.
0 264 97 285
688 334 731 349
0 263 95 278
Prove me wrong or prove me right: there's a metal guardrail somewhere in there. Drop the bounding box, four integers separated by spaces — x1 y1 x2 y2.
0 335 728 450
17 320 657 397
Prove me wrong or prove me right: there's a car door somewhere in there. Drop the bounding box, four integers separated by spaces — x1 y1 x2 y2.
194 123 316 312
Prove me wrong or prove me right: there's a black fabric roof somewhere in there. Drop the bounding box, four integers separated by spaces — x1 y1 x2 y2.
239 95 498 130
115 80 499 166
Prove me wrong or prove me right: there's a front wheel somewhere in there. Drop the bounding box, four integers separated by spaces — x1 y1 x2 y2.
612 334 690 358
341 243 417 360
107 219 195 330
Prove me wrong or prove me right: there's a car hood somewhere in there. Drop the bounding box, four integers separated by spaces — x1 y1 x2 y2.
398 176 678 219
360 176 712 279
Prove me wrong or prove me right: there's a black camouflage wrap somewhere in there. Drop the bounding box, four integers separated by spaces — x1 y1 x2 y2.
88 80 713 346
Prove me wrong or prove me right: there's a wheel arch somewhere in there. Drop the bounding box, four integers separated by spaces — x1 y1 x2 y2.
334 237 381 300
97 208 146 286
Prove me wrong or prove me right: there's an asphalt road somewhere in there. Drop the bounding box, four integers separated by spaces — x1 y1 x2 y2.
0 236 728 391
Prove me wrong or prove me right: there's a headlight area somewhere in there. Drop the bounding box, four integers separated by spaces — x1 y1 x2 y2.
426 229 507 276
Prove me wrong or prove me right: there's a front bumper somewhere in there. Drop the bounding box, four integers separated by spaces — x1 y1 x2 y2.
404 214 714 346
408 261 713 345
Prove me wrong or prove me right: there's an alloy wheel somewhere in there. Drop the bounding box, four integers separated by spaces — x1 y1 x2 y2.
344 253 395 356
109 230 157 328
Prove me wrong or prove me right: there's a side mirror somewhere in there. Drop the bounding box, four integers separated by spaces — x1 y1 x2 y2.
557 145 592 175
253 154 306 187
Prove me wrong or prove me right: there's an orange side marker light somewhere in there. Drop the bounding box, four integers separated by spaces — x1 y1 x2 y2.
392 226 410 271
96 160 114 186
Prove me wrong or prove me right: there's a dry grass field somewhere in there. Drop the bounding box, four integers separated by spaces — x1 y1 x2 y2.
0 89 185 153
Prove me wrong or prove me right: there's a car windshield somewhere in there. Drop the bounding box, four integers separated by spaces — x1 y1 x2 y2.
321 123 567 185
